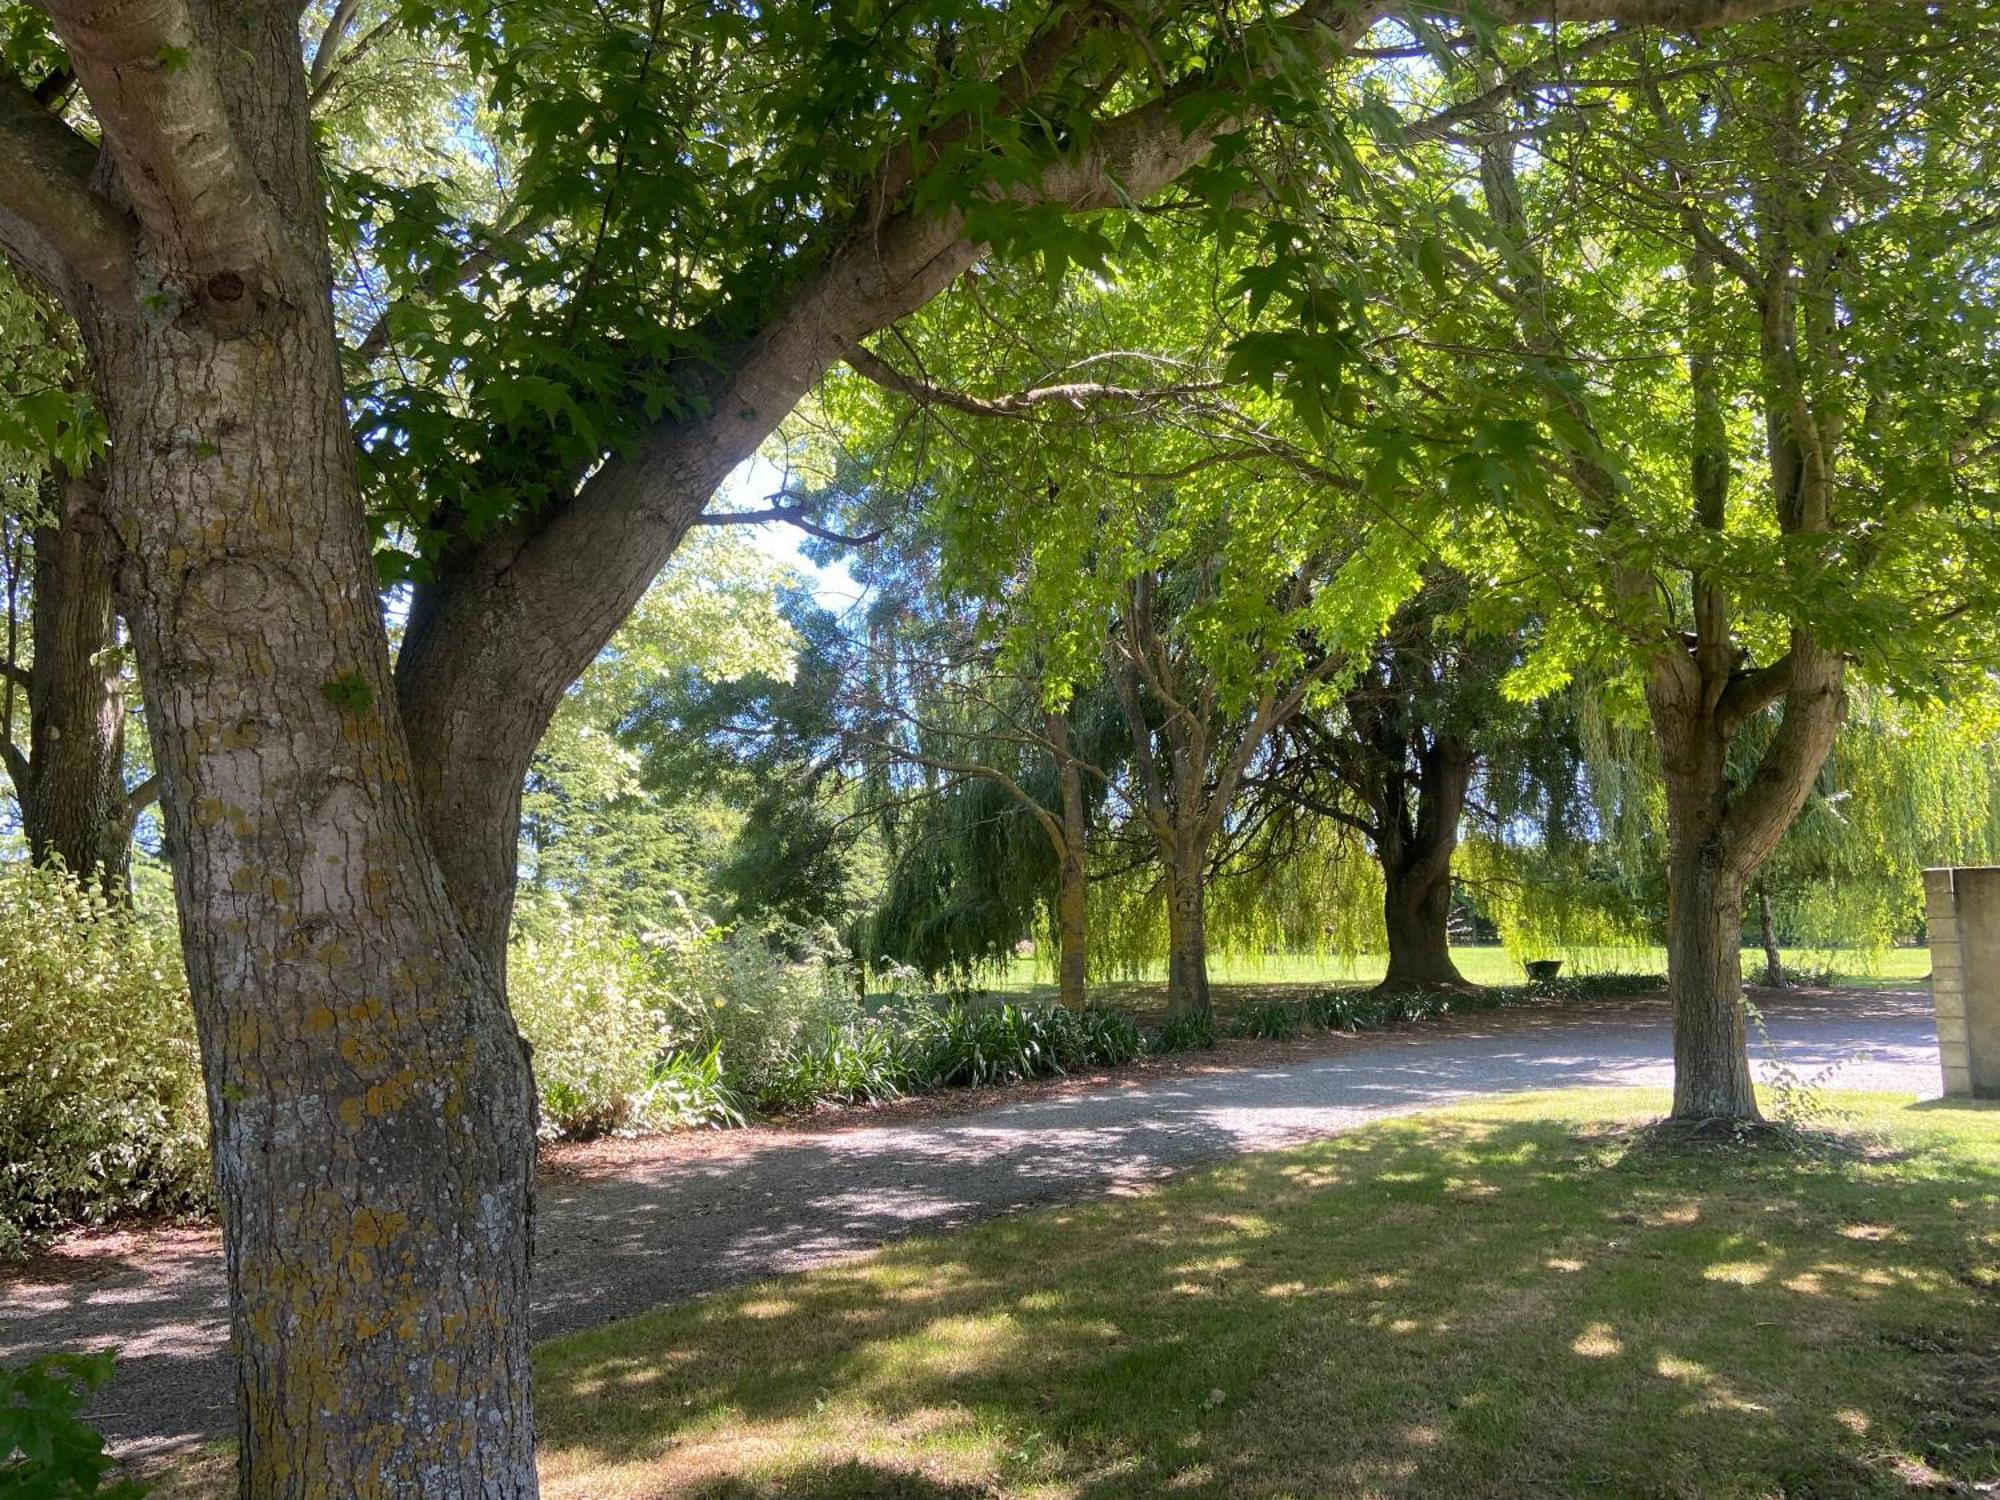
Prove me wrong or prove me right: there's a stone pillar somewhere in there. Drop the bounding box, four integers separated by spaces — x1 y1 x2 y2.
1924 867 2000 1099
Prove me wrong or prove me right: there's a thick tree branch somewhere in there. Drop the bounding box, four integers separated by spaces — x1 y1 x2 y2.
125 770 161 818
309 0 364 89
1716 653 1792 733
0 74 133 300
44 0 299 298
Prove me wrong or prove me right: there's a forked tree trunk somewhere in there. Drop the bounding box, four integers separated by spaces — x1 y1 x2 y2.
11 478 134 897
1054 748 1088 1008
1164 849 1212 1020
71 10 540 1493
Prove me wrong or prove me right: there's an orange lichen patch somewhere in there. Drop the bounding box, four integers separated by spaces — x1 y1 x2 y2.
338 1066 420 1130
349 1207 408 1250
339 1034 391 1069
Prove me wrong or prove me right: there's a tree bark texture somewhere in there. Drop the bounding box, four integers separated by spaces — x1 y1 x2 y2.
58 5 540 1492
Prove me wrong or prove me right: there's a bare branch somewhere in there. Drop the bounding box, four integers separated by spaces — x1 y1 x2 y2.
845 342 1223 417
695 499 886 546
310 14 400 108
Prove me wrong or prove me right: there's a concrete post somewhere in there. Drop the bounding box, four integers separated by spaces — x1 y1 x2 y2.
1924 866 2000 1099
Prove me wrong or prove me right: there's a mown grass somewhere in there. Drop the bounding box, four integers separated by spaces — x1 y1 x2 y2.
157 1089 1998 1499
983 946 1931 1017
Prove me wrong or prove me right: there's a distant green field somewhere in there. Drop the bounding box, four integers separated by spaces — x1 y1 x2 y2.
979 944 1930 1012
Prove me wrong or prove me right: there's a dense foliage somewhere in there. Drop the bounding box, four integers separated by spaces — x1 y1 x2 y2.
0 868 206 1258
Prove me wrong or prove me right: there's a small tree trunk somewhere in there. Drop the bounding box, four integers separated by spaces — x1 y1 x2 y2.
1046 709 1089 1008
1164 849 1211 1020
1657 732 1759 1121
1055 765 1088 1009
1757 888 1787 989
1379 864 1466 991
14 479 132 898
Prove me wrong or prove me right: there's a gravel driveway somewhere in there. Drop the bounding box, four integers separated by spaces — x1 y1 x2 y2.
0 985 1941 1458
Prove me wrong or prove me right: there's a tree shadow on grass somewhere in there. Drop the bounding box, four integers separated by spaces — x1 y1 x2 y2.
695 1464 1002 1499
534 1105 1998 1499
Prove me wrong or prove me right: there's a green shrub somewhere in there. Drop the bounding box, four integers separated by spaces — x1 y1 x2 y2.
658 922 867 1103
1076 1008 1145 1067
1150 1009 1217 1053
0 867 208 1260
913 1002 1057 1088
755 1019 907 1110
512 919 674 1139
638 1045 745 1130
1296 972 1666 1041
0 1352 146 1497
1233 1000 1303 1040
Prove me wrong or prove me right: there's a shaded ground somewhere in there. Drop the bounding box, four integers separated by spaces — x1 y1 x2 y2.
0 985 1941 1460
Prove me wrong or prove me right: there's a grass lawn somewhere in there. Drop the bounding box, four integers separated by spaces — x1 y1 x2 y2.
979 946 1931 1019
158 1090 2000 1499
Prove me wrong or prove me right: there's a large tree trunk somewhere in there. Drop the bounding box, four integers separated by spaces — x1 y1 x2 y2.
97 325 540 1497
1651 683 1762 1124
11 475 133 897
68 7 540 1492
1375 740 1471 993
1662 782 1757 1121
1055 747 1088 1009
1380 862 1464 991
1164 847 1211 1020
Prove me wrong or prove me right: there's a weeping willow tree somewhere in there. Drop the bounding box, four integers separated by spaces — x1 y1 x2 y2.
856 672 1128 997
1457 677 2000 976
1757 687 2000 968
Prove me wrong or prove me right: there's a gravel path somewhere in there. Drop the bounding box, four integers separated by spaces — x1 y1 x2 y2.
0 986 1941 1458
